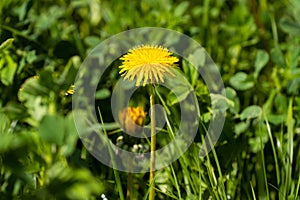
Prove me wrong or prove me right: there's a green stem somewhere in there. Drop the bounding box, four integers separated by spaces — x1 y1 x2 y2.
126 173 133 200
250 0 269 50
149 87 156 200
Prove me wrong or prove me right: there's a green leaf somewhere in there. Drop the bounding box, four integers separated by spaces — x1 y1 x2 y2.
182 59 199 87
187 48 206 70
167 86 191 106
211 93 228 113
225 87 240 114
0 133 26 153
26 50 37 64
270 47 286 67
13 0 32 21
229 72 254 91
254 50 269 78
0 54 17 85
18 77 49 101
279 16 300 36
0 38 14 52
0 101 28 120
0 113 10 134
0 57 5 70
84 36 101 48
267 114 285 125
61 112 79 156
240 105 262 120
234 121 250 136
39 114 64 145
95 88 111 99
174 1 189 17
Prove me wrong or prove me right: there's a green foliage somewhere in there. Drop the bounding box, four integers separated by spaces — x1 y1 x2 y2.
1 0 300 199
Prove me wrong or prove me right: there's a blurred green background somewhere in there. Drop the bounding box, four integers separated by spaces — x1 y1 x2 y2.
0 0 300 199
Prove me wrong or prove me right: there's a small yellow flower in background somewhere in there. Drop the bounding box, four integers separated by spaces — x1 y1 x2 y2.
65 84 75 96
119 45 179 86
118 107 147 136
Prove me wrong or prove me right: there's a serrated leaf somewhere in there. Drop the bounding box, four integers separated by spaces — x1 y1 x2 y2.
18 77 49 101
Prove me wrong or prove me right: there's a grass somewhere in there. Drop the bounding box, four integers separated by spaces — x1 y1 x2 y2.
0 0 299 199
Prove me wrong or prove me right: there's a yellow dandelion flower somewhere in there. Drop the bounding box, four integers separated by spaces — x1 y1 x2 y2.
119 45 179 86
118 106 147 136
65 84 75 96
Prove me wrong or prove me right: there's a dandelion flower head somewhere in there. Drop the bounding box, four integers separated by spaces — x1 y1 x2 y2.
119 106 147 136
119 45 179 86
65 84 75 96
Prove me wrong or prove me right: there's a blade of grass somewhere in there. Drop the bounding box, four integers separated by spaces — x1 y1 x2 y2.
295 175 300 199
98 107 125 200
200 117 226 199
281 99 294 199
260 133 270 200
164 114 197 195
268 183 286 200
126 173 133 200
197 154 202 200
143 176 157 200
250 182 257 200
143 181 179 200
154 86 171 115
157 91 198 195
201 134 220 200
287 99 294 166
207 133 227 199
269 13 278 47
264 113 280 185
170 164 182 199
